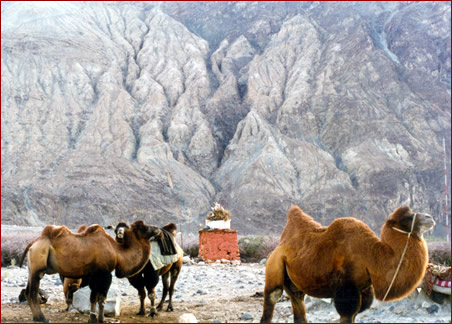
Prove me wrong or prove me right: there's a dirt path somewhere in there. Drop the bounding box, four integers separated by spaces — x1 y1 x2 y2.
1 263 272 323
2 263 450 323
0 297 266 323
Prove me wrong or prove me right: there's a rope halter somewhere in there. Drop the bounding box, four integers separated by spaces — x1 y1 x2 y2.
382 213 417 302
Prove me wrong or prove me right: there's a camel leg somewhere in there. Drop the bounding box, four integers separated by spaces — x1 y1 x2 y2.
97 294 107 323
334 281 362 323
145 270 159 317
88 291 99 323
136 286 146 315
65 282 81 311
283 277 307 323
63 278 70 311
64 290 71 311
148 287 157 317
358 286 374 314
65 290 72 311
166 267 180 312
25 242 50 323
89 271 112 323
128 273 147 315
157 272 170 311
26 268 48 323
260 249 284 323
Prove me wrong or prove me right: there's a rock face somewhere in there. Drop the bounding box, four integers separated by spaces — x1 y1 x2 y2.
1 2 450 235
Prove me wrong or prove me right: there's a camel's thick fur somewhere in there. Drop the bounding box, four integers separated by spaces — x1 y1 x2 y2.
115 222 183 317
261 206 435 323
20 221 160 323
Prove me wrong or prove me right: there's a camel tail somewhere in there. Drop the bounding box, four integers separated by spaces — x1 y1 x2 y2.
19 240 35 267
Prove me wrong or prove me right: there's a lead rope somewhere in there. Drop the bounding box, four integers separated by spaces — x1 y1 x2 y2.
382 213 417 302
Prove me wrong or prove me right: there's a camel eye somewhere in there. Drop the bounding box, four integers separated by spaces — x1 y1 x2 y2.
401 216 414 227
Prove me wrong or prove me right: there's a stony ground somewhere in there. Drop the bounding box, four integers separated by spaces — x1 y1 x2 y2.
1 261 451 323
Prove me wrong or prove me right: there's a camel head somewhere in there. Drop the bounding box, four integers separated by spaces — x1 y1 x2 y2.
114 222 130 244
117 220 161 244
385 206 435 239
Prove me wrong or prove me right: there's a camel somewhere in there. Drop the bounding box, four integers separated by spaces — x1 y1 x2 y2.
114 222 183 317
19 220 161 323
61 275 84 311
260 205 435 323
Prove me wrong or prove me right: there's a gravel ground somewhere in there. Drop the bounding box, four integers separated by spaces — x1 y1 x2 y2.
1 261 450 323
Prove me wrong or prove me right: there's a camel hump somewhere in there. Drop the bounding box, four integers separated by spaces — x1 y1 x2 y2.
83 224 105 235
287 205 320 227
287 205 305 219
162 222 177 234
41 225 71 239
325 217 374 241
77 224 88 233
281 205 323 241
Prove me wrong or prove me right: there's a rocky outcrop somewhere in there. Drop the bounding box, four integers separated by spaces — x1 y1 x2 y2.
1 2 450 235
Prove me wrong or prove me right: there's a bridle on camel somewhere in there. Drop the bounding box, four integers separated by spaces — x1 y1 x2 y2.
382 213 417 302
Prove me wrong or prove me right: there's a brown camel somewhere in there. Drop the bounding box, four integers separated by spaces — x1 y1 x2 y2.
260 205 435 323
114 222 183 317
61 275 84 311
19 220 161 323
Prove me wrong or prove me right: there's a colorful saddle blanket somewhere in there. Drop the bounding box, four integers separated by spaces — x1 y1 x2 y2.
422 263 451 295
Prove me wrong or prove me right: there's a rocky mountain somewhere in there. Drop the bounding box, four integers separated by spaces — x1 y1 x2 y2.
1 1 450 236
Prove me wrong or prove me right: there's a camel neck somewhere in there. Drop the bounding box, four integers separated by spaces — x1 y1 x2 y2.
382 213 420 301
369 228 428 301
115 233 151 278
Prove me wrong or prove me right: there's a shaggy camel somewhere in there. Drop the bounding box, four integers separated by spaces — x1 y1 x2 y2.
115 222 183 317
261 205 435 323
19 220 161 323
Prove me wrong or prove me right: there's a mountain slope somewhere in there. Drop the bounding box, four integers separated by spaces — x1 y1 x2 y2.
1 1 450 235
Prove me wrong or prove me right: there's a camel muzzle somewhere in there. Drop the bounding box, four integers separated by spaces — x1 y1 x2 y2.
417 213 435 231
117 227 125 239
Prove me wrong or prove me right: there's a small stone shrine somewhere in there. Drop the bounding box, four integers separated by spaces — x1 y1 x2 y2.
198 203 240 262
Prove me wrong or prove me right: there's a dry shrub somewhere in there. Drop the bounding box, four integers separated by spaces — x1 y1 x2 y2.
183 244 199 258
238 235 280 262
206 203 231 221
428 242 451 266
1 231 38 267
178 233 199 258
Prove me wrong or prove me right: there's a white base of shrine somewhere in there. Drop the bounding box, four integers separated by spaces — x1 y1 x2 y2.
206 219 231 229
